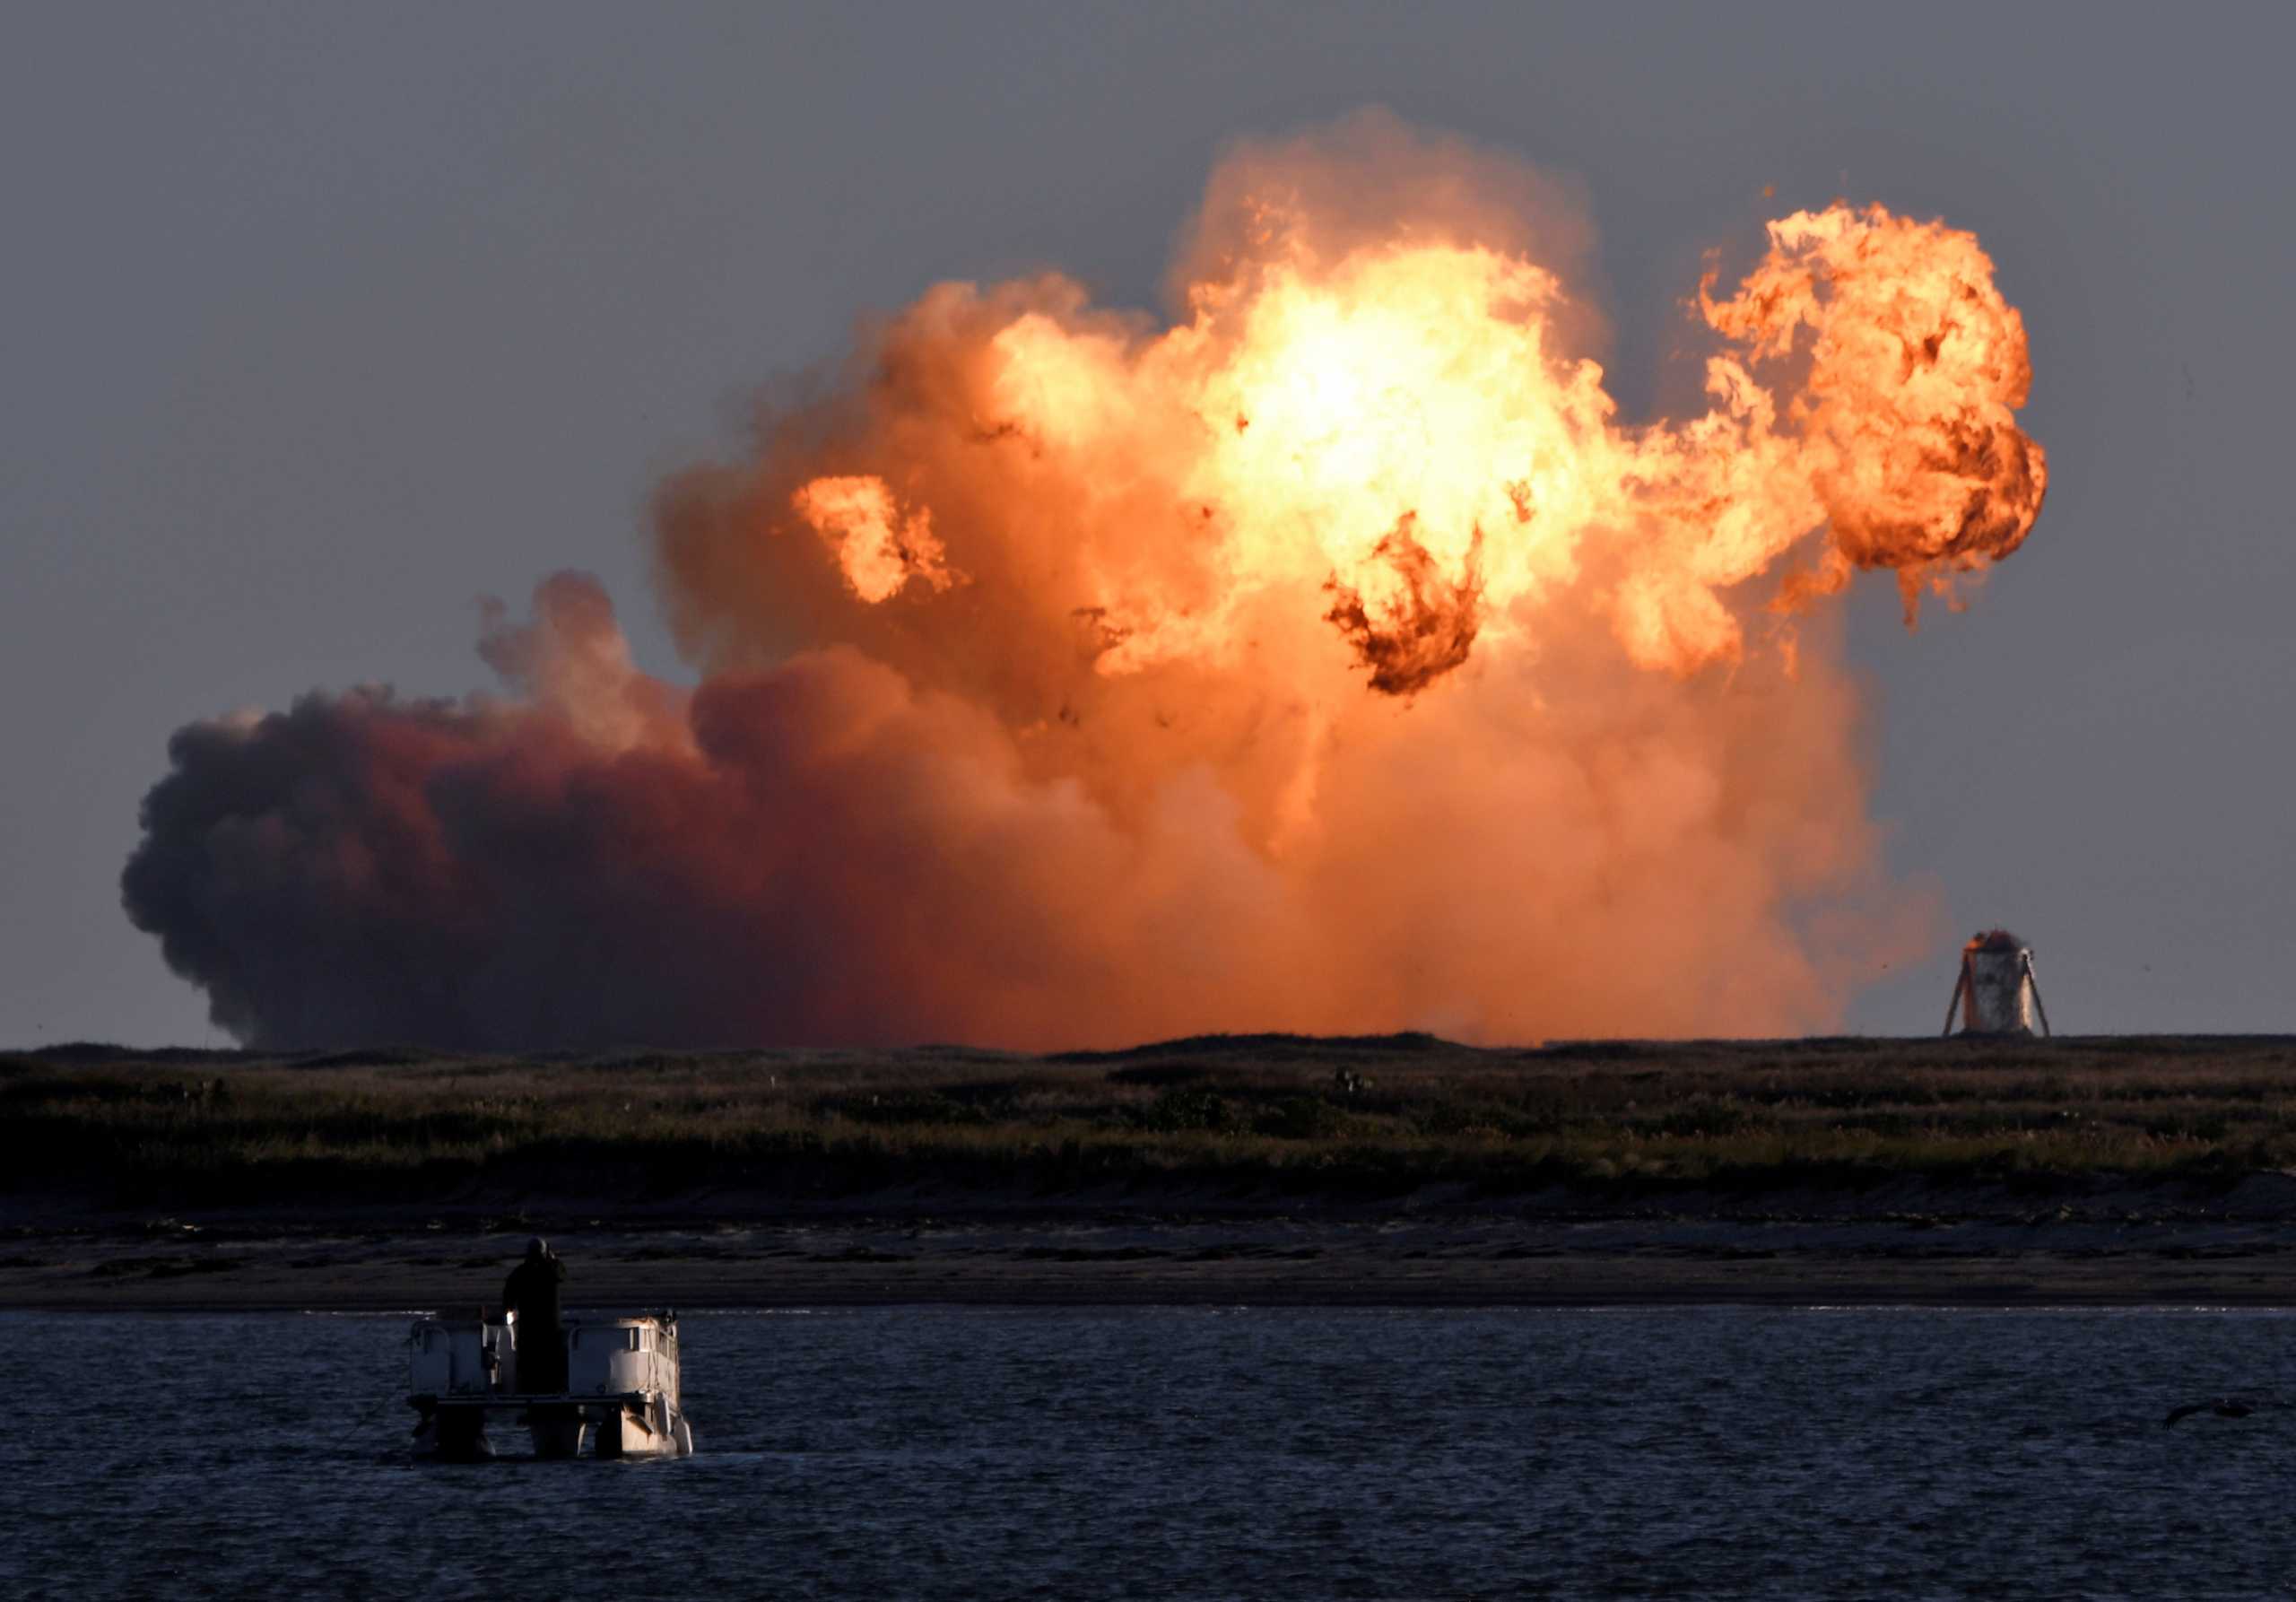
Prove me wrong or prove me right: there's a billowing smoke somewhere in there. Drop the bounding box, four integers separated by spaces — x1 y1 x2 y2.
124 114 2047 1050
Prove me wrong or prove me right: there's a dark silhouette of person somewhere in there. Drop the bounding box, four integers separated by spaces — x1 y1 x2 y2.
503 1237 568 1393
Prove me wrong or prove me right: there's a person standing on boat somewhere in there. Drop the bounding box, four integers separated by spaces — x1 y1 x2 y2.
503 1237 568 1393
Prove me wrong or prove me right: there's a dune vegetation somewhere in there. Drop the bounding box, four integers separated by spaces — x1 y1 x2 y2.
9 1033 2296 1214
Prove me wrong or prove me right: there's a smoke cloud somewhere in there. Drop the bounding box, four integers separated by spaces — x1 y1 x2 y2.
125 114 2046 1050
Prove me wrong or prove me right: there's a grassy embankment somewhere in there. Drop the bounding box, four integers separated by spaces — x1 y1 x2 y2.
8 1033 2296 1214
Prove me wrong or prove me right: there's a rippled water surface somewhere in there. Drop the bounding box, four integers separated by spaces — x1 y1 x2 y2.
7 1306 2296 1598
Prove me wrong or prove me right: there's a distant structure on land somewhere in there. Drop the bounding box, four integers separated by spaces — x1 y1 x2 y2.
1942 929 2051 1038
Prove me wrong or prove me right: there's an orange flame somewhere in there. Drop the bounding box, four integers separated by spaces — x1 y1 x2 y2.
761 185 2042 698
128 117 2048 1050
1702 205 2048 621
790 475 961 603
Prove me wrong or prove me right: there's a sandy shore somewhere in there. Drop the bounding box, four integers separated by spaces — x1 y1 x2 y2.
8 1201 2293 1310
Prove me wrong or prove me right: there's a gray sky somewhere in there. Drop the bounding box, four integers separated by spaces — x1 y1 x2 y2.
4 4 2289 1045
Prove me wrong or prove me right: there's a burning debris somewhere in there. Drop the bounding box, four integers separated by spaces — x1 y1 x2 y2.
1321 518 1484 696
122 114 2048 1050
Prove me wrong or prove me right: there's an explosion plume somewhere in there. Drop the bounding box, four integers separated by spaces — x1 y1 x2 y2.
124 115 2047 1050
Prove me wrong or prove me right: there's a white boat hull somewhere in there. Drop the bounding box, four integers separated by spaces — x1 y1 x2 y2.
408 1313 694 1461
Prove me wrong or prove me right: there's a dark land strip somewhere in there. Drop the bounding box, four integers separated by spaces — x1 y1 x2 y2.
9 1032 2296 1309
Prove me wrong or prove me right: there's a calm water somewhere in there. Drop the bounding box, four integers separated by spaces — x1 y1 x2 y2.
5 1306 2294 1598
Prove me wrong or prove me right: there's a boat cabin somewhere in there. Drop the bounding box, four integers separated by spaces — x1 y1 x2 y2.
407 1311 693 1461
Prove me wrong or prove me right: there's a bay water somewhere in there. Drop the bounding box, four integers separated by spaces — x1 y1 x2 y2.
5 1306 2292 1597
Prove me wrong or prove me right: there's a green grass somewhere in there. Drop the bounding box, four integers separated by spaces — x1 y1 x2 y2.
9 1032 2296 1210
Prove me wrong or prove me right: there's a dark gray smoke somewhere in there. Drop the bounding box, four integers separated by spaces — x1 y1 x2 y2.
122 575 1171 1049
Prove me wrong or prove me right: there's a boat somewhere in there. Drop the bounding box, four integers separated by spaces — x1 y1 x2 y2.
407 1310 695 1460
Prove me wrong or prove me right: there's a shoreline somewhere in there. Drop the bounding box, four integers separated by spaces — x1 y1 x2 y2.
8 1213 2292 1312
15 1033 2296 1311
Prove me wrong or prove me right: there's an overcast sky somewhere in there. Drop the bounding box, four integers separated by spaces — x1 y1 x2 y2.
4 4 2289 1045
